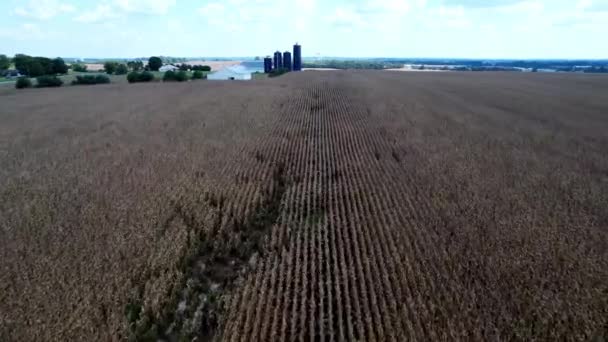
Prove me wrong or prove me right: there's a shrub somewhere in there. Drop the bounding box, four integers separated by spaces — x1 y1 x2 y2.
127 71 155 83
71 74 110 85
268 68 289 78
95 74 111 83
163 70 189 82
36 75 63 87
138 71 155 82
175 70 188 82
15 77 32 89
192 70 204 80
115 64 128 75
163 70 176 81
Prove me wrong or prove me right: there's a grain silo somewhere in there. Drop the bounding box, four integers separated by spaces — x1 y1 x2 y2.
274 51 283 70
264 57 272 73
293 43 302 71
283 51 292 71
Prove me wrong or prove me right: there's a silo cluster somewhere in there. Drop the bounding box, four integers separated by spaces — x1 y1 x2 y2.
265 43 302 73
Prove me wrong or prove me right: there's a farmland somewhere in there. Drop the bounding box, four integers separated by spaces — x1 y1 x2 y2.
1 71 607 341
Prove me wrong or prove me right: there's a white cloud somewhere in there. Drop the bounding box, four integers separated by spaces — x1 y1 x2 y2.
324 0 427 33
433 5 471 28
114 0 176 15
73 0 176 24
14 0 75 20
74 4 119 23
577 0 608 12
197 0 317 33
0 22 58 40
198 2 225 17
327 7 368 29
497 0 544 13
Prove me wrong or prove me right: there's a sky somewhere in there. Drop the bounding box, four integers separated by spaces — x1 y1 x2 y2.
1 0 607 59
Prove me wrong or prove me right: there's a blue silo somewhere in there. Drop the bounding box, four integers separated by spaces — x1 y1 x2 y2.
264 57 272 73
293 43 302 71
273 51 283 70
283 51 292 71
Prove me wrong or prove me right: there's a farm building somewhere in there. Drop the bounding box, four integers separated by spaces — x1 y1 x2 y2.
207 65 252 80
159 65 179 72
2 69 22 78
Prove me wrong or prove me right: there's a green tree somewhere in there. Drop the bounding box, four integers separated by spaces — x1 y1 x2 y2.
148 56 162 71
104 61 118 74
12 54 55 76
13 54 31 74
127 61 144 71
115 63 128 75
0 54 10 71
72 64 88 72
28 61 46 77
33 57 53 75
52 58 68 74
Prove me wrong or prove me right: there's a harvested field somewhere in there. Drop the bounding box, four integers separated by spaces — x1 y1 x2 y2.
84 63 105 71
183 60 241 71
1 71 607 341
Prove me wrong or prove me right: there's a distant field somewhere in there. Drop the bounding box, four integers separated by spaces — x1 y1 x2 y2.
84 63 104 71
1 71 607 341
182 60 240 70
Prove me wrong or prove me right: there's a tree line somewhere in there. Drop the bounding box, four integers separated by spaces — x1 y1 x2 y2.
1 54 69 77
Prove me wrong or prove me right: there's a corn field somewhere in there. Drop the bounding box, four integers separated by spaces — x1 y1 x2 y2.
1 71 607 341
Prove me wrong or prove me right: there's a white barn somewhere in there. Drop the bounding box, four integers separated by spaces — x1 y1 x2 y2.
159 65 179 72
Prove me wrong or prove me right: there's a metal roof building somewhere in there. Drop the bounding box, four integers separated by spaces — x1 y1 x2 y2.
207 65 252 80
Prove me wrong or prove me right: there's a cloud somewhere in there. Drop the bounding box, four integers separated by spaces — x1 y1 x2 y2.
74 0 176 24
429 5 472 28
74 4 119 23
327 7 368 29
440 0 523 8
325 0 426 31
113 0 176 15
497 0 544 13
0 22 58 40
579 0 608 12
197 0 317 33
14 0 75 20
